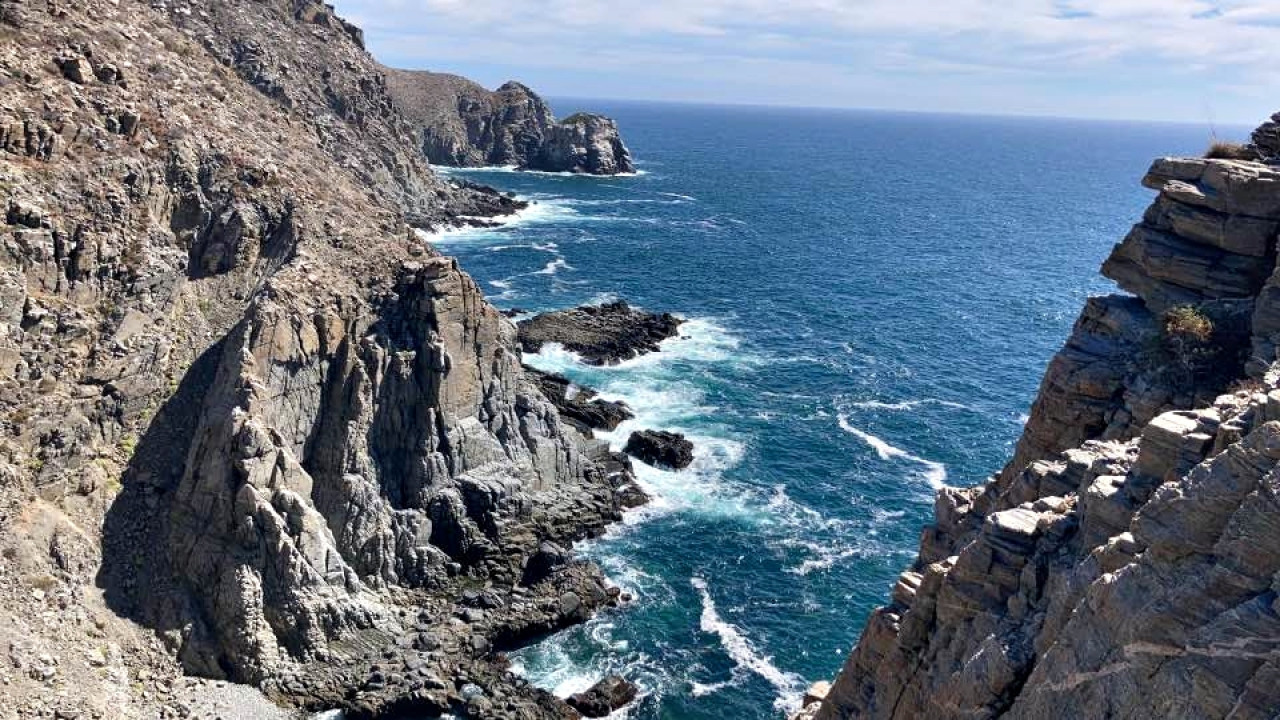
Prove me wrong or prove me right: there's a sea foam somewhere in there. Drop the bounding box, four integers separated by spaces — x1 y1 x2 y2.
690 578 804 712
837 414 949 489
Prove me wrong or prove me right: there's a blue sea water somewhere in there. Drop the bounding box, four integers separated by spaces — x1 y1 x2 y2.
425 103 1248 719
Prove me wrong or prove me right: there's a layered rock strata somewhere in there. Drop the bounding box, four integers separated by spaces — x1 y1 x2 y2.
0 1 640 718
385 71 635 175
809 123 1280 719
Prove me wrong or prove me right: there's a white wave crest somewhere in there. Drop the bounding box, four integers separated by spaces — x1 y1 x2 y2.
433 164 648 178
414 200 575 245
837 415 948 489
690 578 804 712
790 548 860 576
533 258 573 275
848 398 969 411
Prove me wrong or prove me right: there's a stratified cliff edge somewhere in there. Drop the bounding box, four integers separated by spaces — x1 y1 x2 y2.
0 1 640 718
384 70 635 175
801 119 1280 719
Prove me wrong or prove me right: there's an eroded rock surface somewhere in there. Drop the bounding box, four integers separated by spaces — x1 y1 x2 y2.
524 365 635 436
385 71 635 175
0 1 641 718
807 116 1280 720
518 301 684 365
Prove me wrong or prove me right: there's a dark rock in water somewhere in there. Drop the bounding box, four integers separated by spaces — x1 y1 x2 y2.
567 675 640 718
624 430 695 470
500 307 529 318
525 365 634 435
384 70 635 175
526 113 632 175
518 301 683 366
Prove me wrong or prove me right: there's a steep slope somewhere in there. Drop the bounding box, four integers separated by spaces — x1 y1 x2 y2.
0 1 639 718
385 69 635 175
802 124 1280 719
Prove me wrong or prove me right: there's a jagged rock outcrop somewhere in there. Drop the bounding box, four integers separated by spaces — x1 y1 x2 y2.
525 365 635 436
624 430 695 470
518 300 684 365
808 117 1280 720
566 675 640 717
385 70 635 175
0 1 639 718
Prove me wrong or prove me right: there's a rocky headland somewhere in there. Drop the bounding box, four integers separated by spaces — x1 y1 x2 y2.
0 1 644 718
384 70 635 175
799 122 1280 719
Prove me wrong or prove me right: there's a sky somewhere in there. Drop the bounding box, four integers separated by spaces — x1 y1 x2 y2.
331 0 1280 126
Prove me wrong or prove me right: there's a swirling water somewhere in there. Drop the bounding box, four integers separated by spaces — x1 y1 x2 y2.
425 104 1245 719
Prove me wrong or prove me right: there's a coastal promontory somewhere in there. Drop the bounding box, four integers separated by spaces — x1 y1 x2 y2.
385 70 635 175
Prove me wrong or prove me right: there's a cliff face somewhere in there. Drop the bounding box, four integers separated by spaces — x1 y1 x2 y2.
0 1 639 718
804 125 1280 719
384 70 635 175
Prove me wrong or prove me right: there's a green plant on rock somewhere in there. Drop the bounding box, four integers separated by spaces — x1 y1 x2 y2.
1141 304 1248 390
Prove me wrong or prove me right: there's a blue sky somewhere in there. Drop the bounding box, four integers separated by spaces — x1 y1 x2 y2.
332 0 1280 126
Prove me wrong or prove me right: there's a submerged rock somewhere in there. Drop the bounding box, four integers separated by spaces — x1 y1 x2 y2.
566 675 639 718
518 301 683 366
624 430 695 470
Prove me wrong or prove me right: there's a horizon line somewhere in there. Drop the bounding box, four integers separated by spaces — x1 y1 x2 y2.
534 93 1260 133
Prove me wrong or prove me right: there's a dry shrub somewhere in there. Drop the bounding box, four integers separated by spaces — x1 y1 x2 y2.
1205 141 1259 161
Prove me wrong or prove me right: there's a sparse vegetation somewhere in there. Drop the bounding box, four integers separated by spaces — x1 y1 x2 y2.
1164 305 1214 342
1205 141 1259 161
1140 304 1250 390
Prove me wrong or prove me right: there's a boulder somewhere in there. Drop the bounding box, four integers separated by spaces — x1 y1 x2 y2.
566 675 639 718
624 430 694 470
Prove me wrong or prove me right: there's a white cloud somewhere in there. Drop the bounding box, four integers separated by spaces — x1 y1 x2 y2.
331 0 1280 122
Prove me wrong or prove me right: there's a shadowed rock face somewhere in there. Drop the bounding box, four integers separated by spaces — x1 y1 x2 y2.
805 117 1280 720
384 70 635 175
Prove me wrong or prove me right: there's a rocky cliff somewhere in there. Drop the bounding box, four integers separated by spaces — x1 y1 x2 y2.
0 1 640 718
384 70 635 175
801 123 1280 719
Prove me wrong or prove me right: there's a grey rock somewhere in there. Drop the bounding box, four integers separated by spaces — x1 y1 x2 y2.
385 70 635 175
566 675 639 717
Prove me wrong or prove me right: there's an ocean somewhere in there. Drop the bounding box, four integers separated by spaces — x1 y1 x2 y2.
424 102 1247 719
